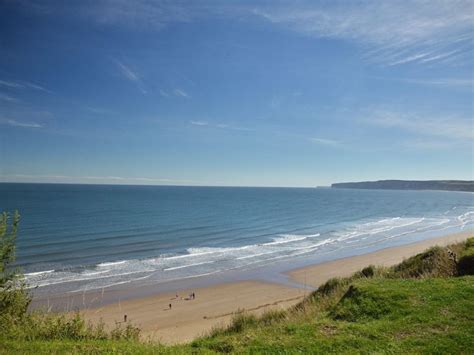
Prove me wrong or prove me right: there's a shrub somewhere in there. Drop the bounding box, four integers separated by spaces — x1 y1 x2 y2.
110 322 141 341
458 247 474 276
360 265 376 278
0 211 31 322
226 312 257 333
0 211 141 343
259 309 286 325
465 237 474 249
316 277 350 296
391 246 456 278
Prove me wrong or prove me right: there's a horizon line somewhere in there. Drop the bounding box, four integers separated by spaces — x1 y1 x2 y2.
0 181 331 189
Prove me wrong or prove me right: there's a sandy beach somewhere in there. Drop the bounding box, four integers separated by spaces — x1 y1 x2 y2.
288 230 472 287
68 230 472 344
80 281 305 344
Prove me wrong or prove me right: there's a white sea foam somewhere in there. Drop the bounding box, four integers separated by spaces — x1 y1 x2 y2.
97 260 128 267
458 211 474 229
164 261 216 271
265 233 320 246
28 210 474 294
24 270 55 277
236 251 281 260
334 217 426 242
26 269 155 289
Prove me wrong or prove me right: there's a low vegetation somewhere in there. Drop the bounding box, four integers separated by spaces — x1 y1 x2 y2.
1 210 473 353
0 211 144 352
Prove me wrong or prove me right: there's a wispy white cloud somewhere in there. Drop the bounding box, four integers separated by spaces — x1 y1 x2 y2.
86 106 115 115
190 120 208 126
84 0 199 30
16 0 473 68
1 119 42 128
173 88 189 98
159 89 170 98
114 59 147 94
0 80 23 89
310 137 340 147
15 0 209 31
0 93 20 103
160 88 190 98
252 1 473 66
189 120 253 132
115 61 139 81
373 77 473 89
0 79 51 93
364 109 473 141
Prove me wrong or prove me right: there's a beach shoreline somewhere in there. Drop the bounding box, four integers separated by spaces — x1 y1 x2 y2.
287 230 472 287
30 230 472 344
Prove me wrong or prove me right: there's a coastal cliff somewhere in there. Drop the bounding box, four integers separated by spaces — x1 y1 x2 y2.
331 180 474 192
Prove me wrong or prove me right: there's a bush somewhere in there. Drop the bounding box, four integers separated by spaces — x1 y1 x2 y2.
259 309 286 325
0 211 141 344
391 246 457 278
465 237 474 249
227 312 258 333
316 277 350 296
0 211 31 322
110 322 141 341
360 265 376 278
458 247 474 276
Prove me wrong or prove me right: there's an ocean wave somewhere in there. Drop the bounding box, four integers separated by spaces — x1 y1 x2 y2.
26 211 473 294
164 261 216 271
235 250 281 260
334 217 426 242
265 233 320 246
97 260 128 267
25 269 155 289
458 211 474 229
24 270 55 277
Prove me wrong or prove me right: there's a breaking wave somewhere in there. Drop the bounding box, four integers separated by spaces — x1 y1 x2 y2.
25 209 473 294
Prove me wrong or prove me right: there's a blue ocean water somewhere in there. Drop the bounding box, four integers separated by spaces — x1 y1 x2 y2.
1 183 473 296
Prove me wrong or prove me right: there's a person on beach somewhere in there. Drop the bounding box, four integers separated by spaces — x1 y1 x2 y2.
169 303 172 310
192 292 195 299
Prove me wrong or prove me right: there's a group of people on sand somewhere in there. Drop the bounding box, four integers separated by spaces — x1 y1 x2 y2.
168 291 196 309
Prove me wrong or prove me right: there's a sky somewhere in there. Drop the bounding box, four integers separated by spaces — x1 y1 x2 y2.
0 0 473 187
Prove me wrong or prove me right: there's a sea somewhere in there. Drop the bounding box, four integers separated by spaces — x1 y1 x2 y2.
1 183 473 298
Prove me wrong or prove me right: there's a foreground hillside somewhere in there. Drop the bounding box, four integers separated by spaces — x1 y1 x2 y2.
188 277 474 353
1 235 473 354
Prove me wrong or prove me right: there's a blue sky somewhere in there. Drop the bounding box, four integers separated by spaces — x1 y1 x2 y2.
0 0 473 187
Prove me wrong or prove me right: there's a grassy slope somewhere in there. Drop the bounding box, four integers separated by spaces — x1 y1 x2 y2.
190 277 474 354
2 241 473 354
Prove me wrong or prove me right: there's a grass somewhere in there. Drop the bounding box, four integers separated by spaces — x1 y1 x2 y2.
188 277 474 354
1 237 473 354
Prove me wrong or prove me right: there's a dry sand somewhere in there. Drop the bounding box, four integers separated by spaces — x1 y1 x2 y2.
77 231 471 344
80 280 305 344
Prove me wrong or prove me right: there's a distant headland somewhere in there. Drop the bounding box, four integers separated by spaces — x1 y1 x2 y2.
331 180 474 192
